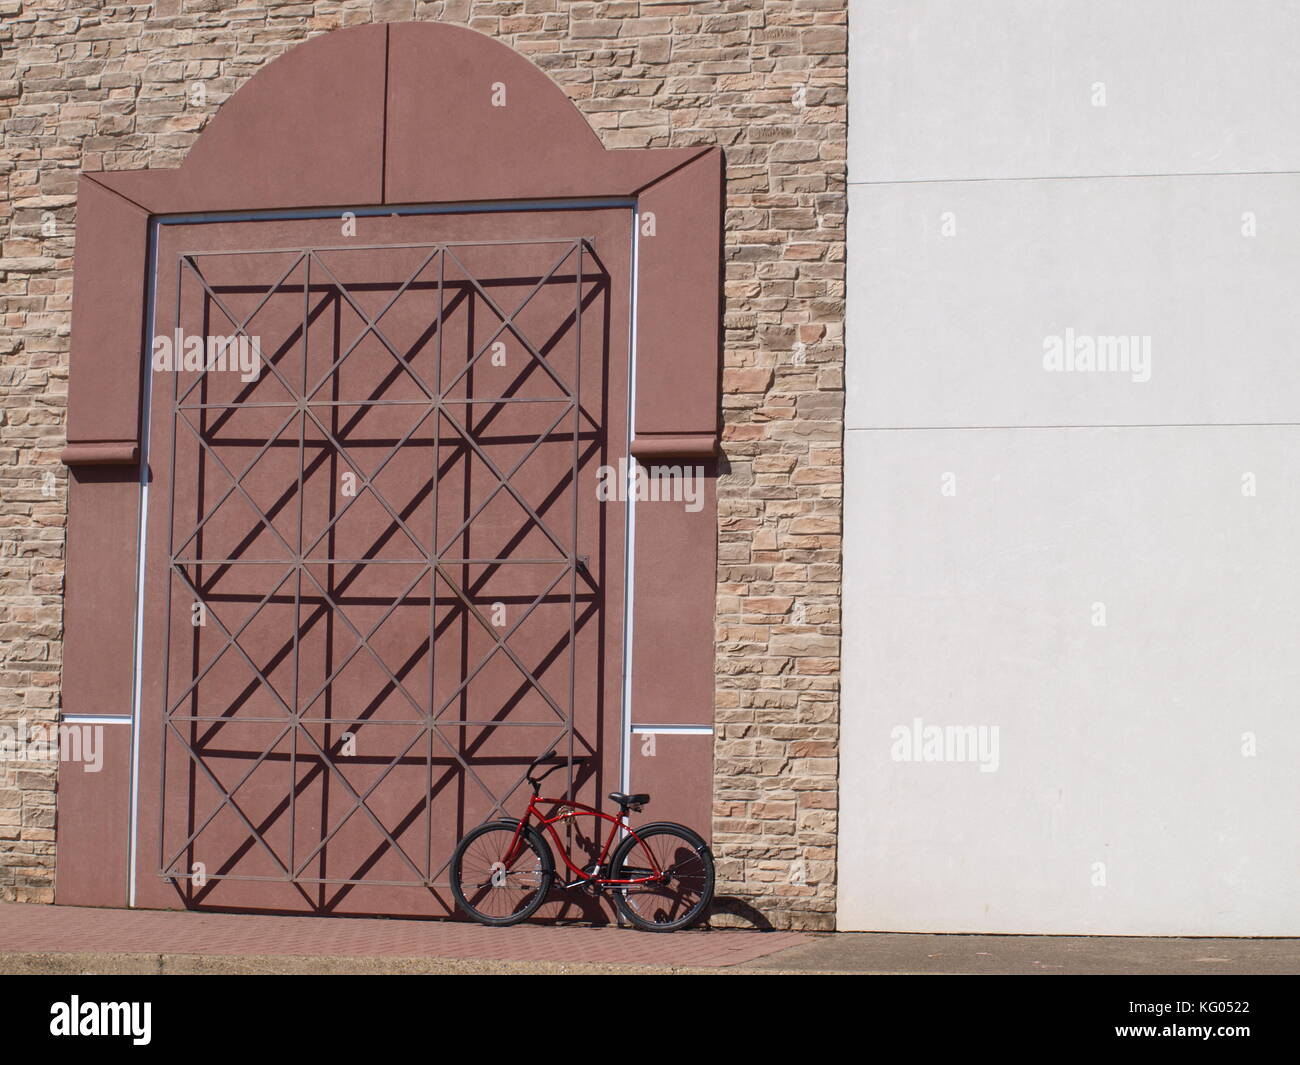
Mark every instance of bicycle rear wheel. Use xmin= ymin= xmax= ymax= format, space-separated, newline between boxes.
xmin=609 ymin=823 xmax=714 ymax=932
xmin=451 ymin=820 xmax=554 ymax=926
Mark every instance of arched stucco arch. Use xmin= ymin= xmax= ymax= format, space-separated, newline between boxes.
xmin=65 ymin=21 xmax=721 ymax=463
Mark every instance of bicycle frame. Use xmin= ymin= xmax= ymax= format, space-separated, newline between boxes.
xmin=504 ymin=795 xmax=665 ymax=886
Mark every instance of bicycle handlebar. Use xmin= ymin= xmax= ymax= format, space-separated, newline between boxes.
xmin=525 ymin=749 xmax=587 ymax=794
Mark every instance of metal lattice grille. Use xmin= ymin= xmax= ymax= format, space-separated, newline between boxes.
xmin=156 ymin=238 xmax=605 ymax=899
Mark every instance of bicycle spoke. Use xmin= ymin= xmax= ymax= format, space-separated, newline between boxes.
xmin=452 ymin=823 xmax=551 ymax=923
xmin=615 ymin=827 xmax=713 ymax=929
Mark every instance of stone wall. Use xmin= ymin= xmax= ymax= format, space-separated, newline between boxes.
xmin=0 ymin=0 xmax=845 ymax=928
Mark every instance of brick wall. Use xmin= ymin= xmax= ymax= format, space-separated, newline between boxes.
xmin=0 ymin=0 xmax=846 ymax=928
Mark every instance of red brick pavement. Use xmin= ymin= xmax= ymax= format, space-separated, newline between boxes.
xmin=0 ymin=903 xmax=806 ymax=968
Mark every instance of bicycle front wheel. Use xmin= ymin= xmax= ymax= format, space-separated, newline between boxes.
xmin=609 ymin=823 xmax=714 ymax=932
xmin=450 ymin=820 xmax=554 ymax=926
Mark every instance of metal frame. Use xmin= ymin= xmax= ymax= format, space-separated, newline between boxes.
xmin=511 ymin=795 xmax=661 ymax=887
xmin=156 ymin=237 xmax=605 ymax=890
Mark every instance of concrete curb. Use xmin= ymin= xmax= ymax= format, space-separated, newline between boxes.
xmin=0 ymin=950 xmax=832 ymax=976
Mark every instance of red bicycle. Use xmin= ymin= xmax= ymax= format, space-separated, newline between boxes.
xmin=450 ymin=749 xmax=715 ymax=932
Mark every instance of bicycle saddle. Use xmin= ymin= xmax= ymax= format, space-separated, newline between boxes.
xmin=609 ymin=792 xmax=650 ymax=810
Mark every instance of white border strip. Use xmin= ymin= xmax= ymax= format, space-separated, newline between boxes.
xmin=619 ymin=205 xmax=640 ymax=797
xmin=631 ymin=725 xmax=714 ymax=735
xmin=156 ymin=197 xmax=634 ymax=227
xmin=62 ymin=715 xmax=133 ymax=726
xmin=126 ymin=217 xmax=159 ymax=907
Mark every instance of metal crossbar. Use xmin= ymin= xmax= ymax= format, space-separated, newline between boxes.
xmin=158 ymin=239 xmax=603 ymax=893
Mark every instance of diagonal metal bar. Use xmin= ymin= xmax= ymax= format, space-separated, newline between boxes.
xmin=170 ymin=404 xmax=302 ymax=560
xmin=422 ymin=716 xmax=561 ymax=834
xmin=438 ymin=240 xmax=579 ymax=397
xmin=176 ymin=252 xmax=307 ymax=406
xmin=168 ymin=568 xmax=298 ymax=734
xmin=299 ymin=247 xmax=447 ymax=405
xmin=162 ymin=718 xmax=294 ymax=876
xmin=300 ymin=403 xmax=430 ymax=558
xmin=189 ymin=288 xmax=340 ymax=447
xmin=298 ymin=404 xmax=437 ymax=559
xmin=461 ymin=267 xmax=608 ymax=445
xmin=424 ymin=728 xmax=573 ymax=881
xmin=165 ymin=562 xmax=298 ymax=715
xmin=293 ymin=563 xmax=432 ymax=719
xmin=433 ymin=563 xmax=570 ymax=722
xmin=172 ymin=413 xmax=300 ymax=561
xmin=435 ymin=399 xmax=575 ymax=557
xmin=290 ymin=724 xmax=429 ymax=879
xmin=431 ymin=564 xmax=572 ymax=722
xmin=437 ymin=404 xmax=573 ymax=559
xmin=298 ymin=564 xmax=431 ymax=718
xmin=425 ymin=713 xmax=600 ymax=883
xmin=439 ymin=242 xmax=579 ymax=400
xmin=305 ymin=249 xmax=440 ymax=402
xmin=169 ymin=564 xmax=297 ymax=719
xmin=179 ymin=254 xmax=309 ymax=408
xmin=303 ymin=246 xmax=441 ymax=400
xmin=161 ymin=719 xmax=295 ymax=875
xmin=462 ymin=434 xmax=603 ymax=600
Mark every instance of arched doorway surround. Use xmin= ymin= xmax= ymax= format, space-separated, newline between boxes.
xmin=58 ymin=22 xmax=722 ymax=917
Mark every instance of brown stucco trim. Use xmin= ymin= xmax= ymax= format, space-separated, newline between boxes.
xmin=632 ymin=148 xmax=724 ymax=441
xmin=64 ymin=176 xmax=151 ymax=450
xmin=64 ymin=23 xmax=723 ymax=462
xmin=57 ymin=464 xmax=140 ymax=908
xmin=630 ymin=433 xmax=719 ymax=460
xmin=52 ymin=721 xmax=133 ymax=908
xmin=383 ymin=23 xmax=706 ymax=203
xmin=97 ymin=26 xmax=389 ymax=215
xmin=59 ymin=442 xmax=139 ymax=466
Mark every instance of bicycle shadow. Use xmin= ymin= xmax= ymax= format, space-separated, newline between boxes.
xmin=528 ymin=892 xmax=773 ymax=931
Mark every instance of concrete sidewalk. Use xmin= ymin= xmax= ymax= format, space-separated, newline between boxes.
xmin=0 ymin=902 xmax=1296 ymax=974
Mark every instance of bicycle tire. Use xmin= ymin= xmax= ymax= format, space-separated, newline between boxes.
xmin=609 ymin=822 xmax=714 ymax=932
xmin=450 ymin=819 xmax=554 ymax=926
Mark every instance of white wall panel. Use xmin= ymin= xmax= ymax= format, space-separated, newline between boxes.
xmin=850 ymin=0 xmax=1300 ymax=183
xmin=840 ymin=427 xmax=1300 ymax=934
xmin=846 ymin=175 xmax=1300 ymax=429
xmin=841 ymin=1 xmax=1300 ymax=933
